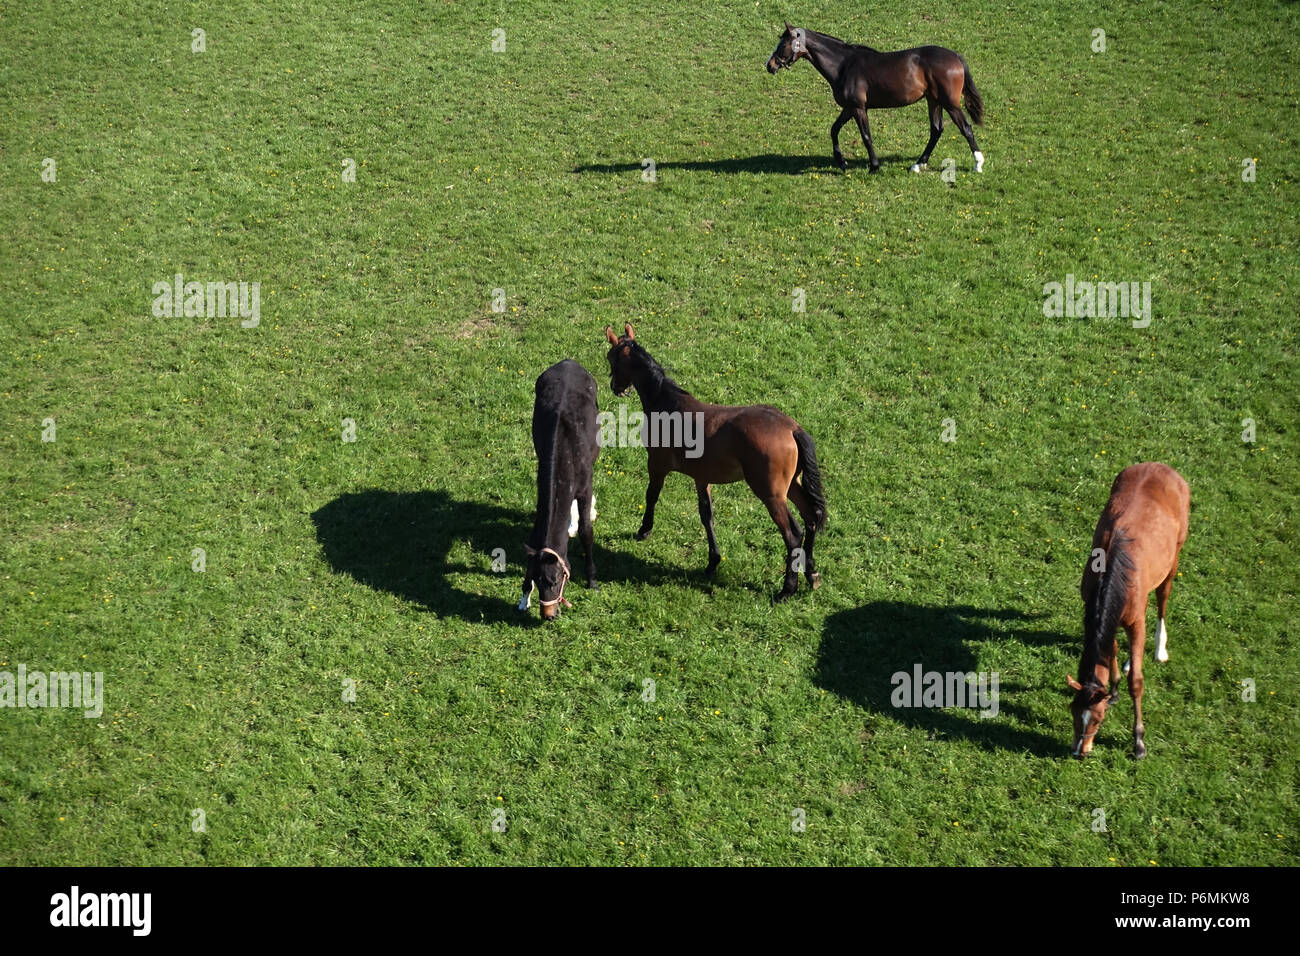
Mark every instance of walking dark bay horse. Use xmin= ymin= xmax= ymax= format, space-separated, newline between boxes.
xmin=605 ymin=324 xmax=827 ymax=601
xmin=520 ymin=359 xmax=600 ymax=621
xmin=1069 ymin=463 xmax=1190 ymax=758
xmin=767 ymin=22 xmax=984 ymax=174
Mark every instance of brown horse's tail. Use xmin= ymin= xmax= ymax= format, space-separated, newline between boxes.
xmin=962 ymin=61 xmax=984 ymax=125
xmin=794 ymin=429 xmax=827 ymax=530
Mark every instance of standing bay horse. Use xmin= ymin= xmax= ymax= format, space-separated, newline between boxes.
xmin=1069 ymin=463 xmax=1190 ymax=758
xmin=605 ymin=324 xmax=827 ymax=601
xmin=519 ymin=359 xmax=600 ymax=621
xmin=767 ymin=22 xmax=984 ymax=174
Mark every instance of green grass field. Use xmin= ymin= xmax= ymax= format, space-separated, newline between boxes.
xmin=1 ymin=0 xmax=1296 ymax=865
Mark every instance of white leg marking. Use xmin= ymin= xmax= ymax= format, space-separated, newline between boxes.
xmin=1156 ymin=618 xmax=1169 ymax=662
xmin=973 ymin=150 xmax=984 ymax=173
xmin=910 ymin=163 xmax=924 ymax=173
xmin=517 ymin=580 xmax=534 ymax=611
xmin=590 ymin=493 xmax=597 ymax=524
xmin=568 ymin=499 xmax=580 ymax=536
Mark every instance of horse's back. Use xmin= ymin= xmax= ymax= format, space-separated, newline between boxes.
xmin=1094 ymin=463 xmax=1190 ymax=593
xmin=1106 ymin=462 xmax=1189 ymax=532
xmin=533 ymin=359 xmax=599 ymax=459
xmin=706 ymin=402 xmax=801 ymax=440
xmin=536 ymin=358 xmax=596 ymax=402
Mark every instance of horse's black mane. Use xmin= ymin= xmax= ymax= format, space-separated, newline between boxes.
xmin=804 ymin=27 xmax=879 ymax=54
xmin=1080 ymin=530 xmax=1135 ymax=686
xmin=626 ymin=341 xmax=690 ymax=400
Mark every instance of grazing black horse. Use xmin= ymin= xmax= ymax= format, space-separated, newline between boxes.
xmin=520 ymin=359 xmax=599 ymax=621
xmin=606 ymin=324 xmax=827 ymax=602
xmin=767 ymin=22 xmax=984 ymax=174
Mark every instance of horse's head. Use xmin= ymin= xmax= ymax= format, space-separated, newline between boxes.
xmin=1066 ymin=674 xmax=1111 ymax=757
xmin=605 ymin=323 xmax=640 ymax=397
xmin=525 ymin=545 xmax=571 ymax=621
xmin=767 ymin=21 xmax=809 ymax=73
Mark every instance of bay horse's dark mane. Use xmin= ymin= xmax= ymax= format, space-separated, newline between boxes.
xmin=1081 ymin=530 xmax=1135 ymax=685
xmin=625 ymin=340 xmax=690 ymax=403
xmin=803 ymin=27 xmax=879 ymax=54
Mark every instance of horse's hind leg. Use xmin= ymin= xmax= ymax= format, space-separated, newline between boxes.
xmin=578 ymin=484 xmax=598 ymax=589
xmin=787 ymin=481 xmax=820 ymax=589
xmin=695 ymin=479 xmax=722 ymax=575
xmin=831 ymin=107 xmax=852 ymax=172
xmin=761 ymin=496 xmax=803 ymax=601
xmin=944 ymin=104 xmax=983 ymax=172
xmin=912 ymin=98 xmax=944 ymax=173
xmin=1155 ymin=559 xmax=1178 ymax=662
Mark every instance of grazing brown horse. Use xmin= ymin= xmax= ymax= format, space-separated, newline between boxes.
xmin=767 ymin=22 xmax=984 ymax=174
xmin=604 ymin=324 xmax=827 ymax=601
xmin=1068 ymin=463 xmax=1190 ymax=758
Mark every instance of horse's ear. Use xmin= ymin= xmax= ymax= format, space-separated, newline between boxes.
xmin=624 ymin=323 xmax=635 ymax=340
xmin=605 ymin=325 xmax=619 ymax=345
xmin=1066 ymin=675 xmax=1083 ymax=691
xmin=524 ymin=543 xmax=537 ymax=557
xmin=784 ymin=20 xmax=792 ymax=31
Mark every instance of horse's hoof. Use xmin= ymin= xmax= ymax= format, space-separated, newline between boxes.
xmin=1107 ymin=691 xmax=1119 ymax=705
xmin=807 ymin=572 xmax=821 ymax=589
xmin=587 ymin=581 xmax=600 ymax=591
xmin=704 ymin=560 xmax=720 ymax=577
xmin=910 ymin=163 xmax=925 ymax=173
xmin=869 ymin=163 xmax=881 ymax=174
xmin=635 ymin=528 xmax=652 ymax=541
xmin=973 ymin=151 xmax=984 ymax=173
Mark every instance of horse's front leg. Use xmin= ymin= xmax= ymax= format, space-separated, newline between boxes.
xmin=1107 ymin=638 xmax=1121 ymax=704
xmin=636 ymin=459 xmax=667 ymax=540
xmin=695 ymin=479 xmax=721 ymax=575
xmin=853 ymin=107 xmax=880 ymax=172
xmin=1125 ymin=619 xmax=1148 ymax=758
xmin=830 ymin=107 xmax=852 ymax=172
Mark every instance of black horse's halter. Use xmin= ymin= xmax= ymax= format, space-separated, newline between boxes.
xmin=537 ymin=547 xmax=572 ymax=611
xmin=772 ymin=28 xmax=808 ymax=70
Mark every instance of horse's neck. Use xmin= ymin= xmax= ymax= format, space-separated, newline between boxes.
xmin=804 ymin=30 xmax=857 ymax=86
xmin=634 ymin=374 xmax=690 ymax=413
xmin=533 ymin=430 xmax=573 ymax=547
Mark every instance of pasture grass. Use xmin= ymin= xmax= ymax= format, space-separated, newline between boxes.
xmin=0 ymin=0 xmax=1296 ymax=865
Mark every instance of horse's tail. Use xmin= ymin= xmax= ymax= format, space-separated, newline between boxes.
xmin=962 ymin=61 xmax=984 ymax=125
xmin=1084 ymin=531 xmax=1133 ymax=666
xmin=794 ymin=428 xmax=827 ymax=531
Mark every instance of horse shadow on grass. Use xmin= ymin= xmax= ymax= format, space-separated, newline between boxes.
xmin=311 ymin=489 xmax=684 ymax=626
xmin=574 ymin=153 xmax=912 ymax=176
xmin=817 ymin=602 xmax=1073 ymax=756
